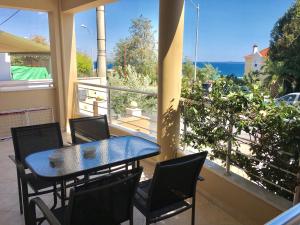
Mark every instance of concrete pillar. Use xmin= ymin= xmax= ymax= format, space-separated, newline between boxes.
xmin=48 ymin=10 xmax=66 ymax=128
xmin=96 ymin=6 xmax=107 ymax=85
xmin=60 ymin=13 xmax=78 ymax=122
xmin=48 ymin=5 xmax=77 ymax=129
xmin=157 ymin=0 xmax=185 ymax=160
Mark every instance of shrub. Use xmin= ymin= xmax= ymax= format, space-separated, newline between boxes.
xmin=181 ymin=77 xmax=300 ymax=200
xmin=108 ymin=65 xmax=156 ymax=115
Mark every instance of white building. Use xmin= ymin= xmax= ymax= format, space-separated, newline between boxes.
xmin=244 ymin=45 xmax=269 ymax=74
xmin=0 ymin=53 xmax=11 ymax=81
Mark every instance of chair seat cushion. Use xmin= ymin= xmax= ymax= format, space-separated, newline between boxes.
xmin=134 ymin=179 xmax=191 ymax=220
xmin=26 ymin=173 xmax=55 ymax=191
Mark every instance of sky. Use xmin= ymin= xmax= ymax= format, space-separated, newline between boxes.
xmin=0 ymin=0 xmax=295 ymax=62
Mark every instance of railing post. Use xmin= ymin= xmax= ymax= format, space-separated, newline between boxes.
xmin=107 ymin=87 xmax=112 ymax=123
xmin=24 ymin=111 xmax=30 ymax=126
xmin=225 ymin=123 xmax=233 ymax=176
xmin=93 ymin=100 xmax=99 ymax=116
xmin=182 ymin=101 xmax=187 ymax=152
xmin=293 ymin=154 xmax=300 ymax=205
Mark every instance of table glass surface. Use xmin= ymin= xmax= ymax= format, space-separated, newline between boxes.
xmin=25 ymin=136 xmax=160 ymax=180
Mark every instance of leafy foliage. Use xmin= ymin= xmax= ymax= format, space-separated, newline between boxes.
xmin=30 ymin=35 xmax=48 ymax=45
xmin=77 ymin=52 xmax=93 ymax=77
xmin=182 ymin=78 xmax=300 ymax=200
xmin=182 ymin=59 xmax=221 ymax=94
xmin=109 ymin=65 xmax=156 ymax=115
xmin=114 ymin=16 xmax=157 ymax=83
xmin=244 ymin=102 xmax=300 ymax=199
xmin=268 ymin=0 xmax=300 ymax=91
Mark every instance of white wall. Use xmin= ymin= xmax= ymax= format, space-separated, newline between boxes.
xmin=252 ymin=53 xmax=264 ymax=72
xmin=0 ymin=53 xmax=11 ymax=81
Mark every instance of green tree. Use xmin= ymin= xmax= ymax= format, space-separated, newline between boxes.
xmin=30 ymin=35 xmax=48 ymax=45
xmin=109 ymin=65 xmax=156 ymax=115
xmin=182 ymin=58 xmax=195 ymax=80
xmin=182 ymin=59 xmax=220 ymax=94
xmin=269 ymin=0 xmax=300 ymax=92
xmin=77 ymin=52 xmax=93 ymax=77
xmin=114 ymin=15 xmax=157 ymax=83
xmin=182 ymin=59 xmax=220 ymax=82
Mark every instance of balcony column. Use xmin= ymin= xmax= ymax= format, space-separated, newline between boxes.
xmin=48 ymin=5 xmax=77 ymax=129
xmin=157 ymin=0 xmax=184 ymax=160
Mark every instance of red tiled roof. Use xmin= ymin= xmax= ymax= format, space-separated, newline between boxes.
xmin=244 ymin=47 xmax=269 ymax=58
xmin=260 ymin=48 xmax=269 ymax=57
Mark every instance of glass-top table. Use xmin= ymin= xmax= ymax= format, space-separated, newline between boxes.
xmin=25 ymin=135 xmax=160 ymax=181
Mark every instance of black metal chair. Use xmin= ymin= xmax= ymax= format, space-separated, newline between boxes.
xmin=134 ymin=152 xmax=208 ymax=225
xmin=9 ymin=123 xmax=63 ymax=216
xmin=69 ymin=115 xmax=110 ymax=144
xmin=29 ymin=168 xmax=143 ymax=225
xmin=69 ymin=115 xmax=133 ymax=173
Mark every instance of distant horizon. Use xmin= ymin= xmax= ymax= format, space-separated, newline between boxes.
xmin=107 ymin=61 xmax=245 ymax=76
xmin=106 ymin=60 xmax=245 ymax=64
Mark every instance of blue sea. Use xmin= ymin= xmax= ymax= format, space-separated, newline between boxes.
xmin=107 ymin=62 xmax=245 ymax=78
xmin=196 ymin=62 xmax=245 ymax=78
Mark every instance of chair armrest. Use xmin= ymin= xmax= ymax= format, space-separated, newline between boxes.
xmin=198 ymin=175 xmax=205 ymax=181
xmin=8 ymin=155 xmax=16 ymax=164
xmin=29 ymin=197 xmax=61 ymax=225
xmin=8 ymin=155 xmax=25 ymax=178
xmin=15 ymin=161 xmax=26 ymax=179
xmin=64 ymin=143 xmax=72 ymax=147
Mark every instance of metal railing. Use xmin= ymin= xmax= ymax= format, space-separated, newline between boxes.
xmin=0 ymin=79 xmax=53 ymax=91
xmin=180 ymin=99 xmax=298 ymax=201
xmin=265 ymin=203 xmax=300 ymax=225
xmin=75 ymin=80 xmax=298 ymax=202
xmin=75 ymin=80 xmax=157 ymax=137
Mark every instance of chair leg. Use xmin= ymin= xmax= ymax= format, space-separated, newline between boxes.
xmin=17 ymin=171 xmax=23 ymax=214
xmin=146 ymin=217 xmax=150 ymax=225
xmin=129 ymin=206 xmax=133 ymax=225
xmin=21 ymin=177 xmax=30 ymax=225
xmin=29 ymin=199 xmax=37 ymax=225
xmin=191 ymin=197 xmax=196 ymax=225
xmin=60 ymin=181 xmax=67 ymax=207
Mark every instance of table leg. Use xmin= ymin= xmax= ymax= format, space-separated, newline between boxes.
xmin=60 ymin=181 xmax=66 ymax=207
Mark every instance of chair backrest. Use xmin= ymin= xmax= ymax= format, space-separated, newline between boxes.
xmin=11 ymin=123 xmax=63 ymax=166
xmin=147 ymin=152 xmax=207 ymax=212
xmin=69 ymin=115 xmax=110 ymax=144
xmin=67 ymin=168 xmax=143 ymax=225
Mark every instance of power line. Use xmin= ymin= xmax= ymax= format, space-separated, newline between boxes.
xmin=0 ymin=10 xmax=20 ymax=27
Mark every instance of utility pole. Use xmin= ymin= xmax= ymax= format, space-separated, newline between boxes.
xmin=96 ymin=6 xmax=107 ymax=85
xmin=80 ymin=24 xmax=93 ymax=64
xmin=190 ymin=0 xmax=200 ymax=81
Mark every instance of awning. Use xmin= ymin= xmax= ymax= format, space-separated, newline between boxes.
xmin=0 ymin=30 xmax=50 ymax=54
xmin=11 ymin=66 xmax=51 ymax=80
